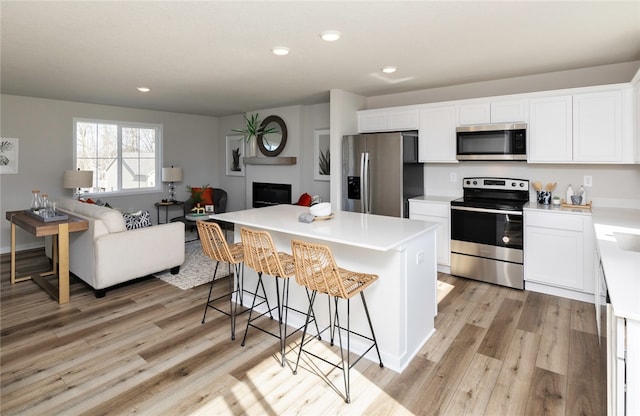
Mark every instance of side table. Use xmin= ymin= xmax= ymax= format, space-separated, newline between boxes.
xmin=155 ymin=201 xmax=184 ymax=224
xmin=6 ymin=210 xmax=89 ymax=304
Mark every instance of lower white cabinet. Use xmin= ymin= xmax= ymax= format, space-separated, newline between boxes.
xmin=409 ymin=199 xmax=450 ymax=268
xmin=524 ymin=209 xmax=595 ymax=301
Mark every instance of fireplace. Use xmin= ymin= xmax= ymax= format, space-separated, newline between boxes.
xmin=253 ymin=182 xmax=292 ymax=208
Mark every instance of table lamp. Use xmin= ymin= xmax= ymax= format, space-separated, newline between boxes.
xmin=63 ymin=169 xmax=93 ymax=199
xmin=162 ymin=166 xmax=183 ymax=202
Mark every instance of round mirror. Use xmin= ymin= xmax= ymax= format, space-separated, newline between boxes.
xmin=258 ymin=115 xmax=287 ymax=157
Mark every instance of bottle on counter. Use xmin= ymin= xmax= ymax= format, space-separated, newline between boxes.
xmin=578 ymin=185 xmax=587 ymax=205
xmin=565 ymin=184 xmax=574 ymax=204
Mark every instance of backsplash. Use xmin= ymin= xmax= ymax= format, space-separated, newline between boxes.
xmin=423 ymin=162 xmax=640 ymax=209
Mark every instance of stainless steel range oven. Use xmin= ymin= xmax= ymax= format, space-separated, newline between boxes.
xmin=450 ymin=177 xmax=529 ymax=289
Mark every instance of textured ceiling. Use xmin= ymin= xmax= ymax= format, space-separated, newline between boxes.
xmin=2 ymin=1 xmax=639 ymax=116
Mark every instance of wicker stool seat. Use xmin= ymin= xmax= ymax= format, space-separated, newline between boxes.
xmin=290 ymin=238 xmax=383 ymax=403
xmin=240 ymin=227 xmax=319 ymax=367
xmin=197 ymin=221 xmax=272 ymax=340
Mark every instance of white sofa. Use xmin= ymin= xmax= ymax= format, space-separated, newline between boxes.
xmin=49 ymin=199 xmax=185 ymax=297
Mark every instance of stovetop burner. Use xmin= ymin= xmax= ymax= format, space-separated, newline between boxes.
xmin=452 ymin=177 xmax=530 ymax=211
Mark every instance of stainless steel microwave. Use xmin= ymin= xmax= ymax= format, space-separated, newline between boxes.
xmin=456 ymin=123 xmax=526 ymax=161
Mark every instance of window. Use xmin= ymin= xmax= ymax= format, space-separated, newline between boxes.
xmin=73 ymin=118 xmax=162 ymax=195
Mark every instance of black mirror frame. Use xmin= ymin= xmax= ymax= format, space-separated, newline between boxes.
xmin=257 ymin=115 xmax=288 ymax=157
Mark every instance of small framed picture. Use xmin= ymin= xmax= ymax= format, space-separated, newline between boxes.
xmin=205 ymin=205 xmax=215 ymax=213
xmin=226 ymin=135 xmax=245 ymax=176
xmin=313 ymin=129 xmax=330 ymax=181
xmin=0 ymin=138 xmax=19 ymax=174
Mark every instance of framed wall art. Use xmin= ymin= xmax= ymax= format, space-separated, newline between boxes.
xmin=313 ymin=129 xmax=330 ymax=181
xmin=0 ymin=138 xmax=19 ymax=174
xmin=225 ymin=135 xmax=245 ymax=177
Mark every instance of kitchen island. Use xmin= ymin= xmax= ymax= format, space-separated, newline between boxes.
xmin=211 ymin=204 xmax=438 ymax=373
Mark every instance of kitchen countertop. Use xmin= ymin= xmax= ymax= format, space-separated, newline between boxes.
xmin=409 ymin=195 xmax=458 ymax=204
xmin=211 ymin=204 xmax=438 ymax=252
xmin=591 ymin=207 xmax=640 ymax=321
xmin=524 ymin=201 xmax=593 ymax=216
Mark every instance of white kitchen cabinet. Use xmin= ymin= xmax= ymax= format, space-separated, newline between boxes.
xmin=418 ymin=105 xmax=458 ymax=163
xmin=528 ymin=95 xmax=573 ymax=162
xmin=524 ymin=210 xmax=595 ymax=302
xmin=458 ymin=99 xmax=528 ymax=125
xmin=409 ymin=199 xmax=450 ymax=269
xmin=357 ymin=107 xmax=418 ymax=133
xmin=528 ymin=86 xmax=633 ymax=164
xmin=573 ymin=89 xmax=630 ymax=162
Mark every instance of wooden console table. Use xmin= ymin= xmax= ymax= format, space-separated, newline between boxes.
xmin=6 ymin=210 xmax=88 ymax=304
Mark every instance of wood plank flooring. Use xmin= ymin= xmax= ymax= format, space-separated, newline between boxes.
xmin=1 ymin=249 xmax=606 ymax=415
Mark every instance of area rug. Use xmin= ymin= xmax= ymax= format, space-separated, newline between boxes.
xmin=155 ymin=239 xmax=232 ymax=290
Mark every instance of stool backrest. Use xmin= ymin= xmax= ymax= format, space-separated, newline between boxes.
xmin=290 ymin=239 xmax=346 ymax=298
xmin=197 ymin=221 xmax=241 ymax=265
xmin=240 ymin=227 xmax=289 ymax=278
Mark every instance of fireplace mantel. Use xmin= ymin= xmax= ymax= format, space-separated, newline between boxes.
xmin=243 ymin=157 xmax=297 ymax=165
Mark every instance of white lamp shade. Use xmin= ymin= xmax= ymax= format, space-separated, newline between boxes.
xmin=162 ymin=167 xmax=183 ymax=183
xmin=63 ymin=170 xmax=93 ymax=189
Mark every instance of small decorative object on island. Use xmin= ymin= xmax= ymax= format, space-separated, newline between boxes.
xmin=231 ymin=113 xmax=278 ymax=158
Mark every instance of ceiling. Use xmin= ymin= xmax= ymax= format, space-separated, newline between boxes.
xmin=2 ymin=1 xmax=639 ymax=117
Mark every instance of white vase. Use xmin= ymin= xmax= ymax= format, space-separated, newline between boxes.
xmin=247 ymin=137 xmax=258 ymax=157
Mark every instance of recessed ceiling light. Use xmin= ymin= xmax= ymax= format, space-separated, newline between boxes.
xmin=381 ymin=66 xmax=397 ymax=74
xmin=272 ymin=46 xmax=290 ymax=56
xmin=137 ymin=87 xmax=151 ymax=92
xmin=320 ymin=30 xmax=341 ymax=42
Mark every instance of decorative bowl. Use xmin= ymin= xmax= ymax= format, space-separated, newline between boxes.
xmin=310 ymin=202 xmax=331 ymax=217
xmin=571 ymin=195 xmax=582 ymax=205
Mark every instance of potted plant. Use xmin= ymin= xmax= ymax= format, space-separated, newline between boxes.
xmin=231 ymin=113 xmax=278 ymax=157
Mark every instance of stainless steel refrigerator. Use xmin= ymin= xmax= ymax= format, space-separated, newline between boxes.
xmin=342 ymin=131 xmax=424 ymax=218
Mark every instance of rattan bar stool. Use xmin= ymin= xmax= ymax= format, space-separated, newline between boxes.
xmin=197 ymin=221 xmax=272 ymax=340
xmin=290 ymin=238 xmax=383 ymax=403
xmin=240 ymin=227 xmax=319 ymax=367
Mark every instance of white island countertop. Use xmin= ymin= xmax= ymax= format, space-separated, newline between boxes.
xmin=211 ymin=204 xmax=437 ymax=252
xmin=591 ymin=207 xmax=640 ymax=321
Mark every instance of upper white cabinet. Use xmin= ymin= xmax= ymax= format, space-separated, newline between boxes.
xmin=528 ymin=85 xmax=634 ymax=164
xmin=357 ymin=107 xmax=418 ymax=133
xmin=528 ymin=95 xmax=573 ymax=162
xmin=458 ymin=99 xmax=528 ymax=125
xmin=573 ymin=90 xmax=626 ymax=162
xmin=418 ymin=105 xmax=458 ymax=163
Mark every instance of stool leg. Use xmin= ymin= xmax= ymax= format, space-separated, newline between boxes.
xmin=275 ymin=277 xmax=285 ymax=367
xmin=294 ymin=290 xmax=317 ymax=376
xmin=201 ymin=261 xmax=221 ymax=324
xmin=333 ymin=296 xmax=350 ymax=403
xmin=241 ymin=272 xmax=263 ymax=347
xmin=361 ymin=291 xmax=383 ymax=367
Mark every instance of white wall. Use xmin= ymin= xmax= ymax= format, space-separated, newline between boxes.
xmin=329 ymin=89 xmax=366 ymax=212
xmin=0 ymin=94 xmax=218 ymax=253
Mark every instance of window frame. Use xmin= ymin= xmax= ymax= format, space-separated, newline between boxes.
xmin=72 ymin=117 xmax=164 ymax=197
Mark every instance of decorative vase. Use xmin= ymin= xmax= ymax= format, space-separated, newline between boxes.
xmin=247 ymin=136 xmax=258 ymax=157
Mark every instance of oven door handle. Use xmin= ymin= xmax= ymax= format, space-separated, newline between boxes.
xmin=451 ymin=206 xmax=523 ymax=216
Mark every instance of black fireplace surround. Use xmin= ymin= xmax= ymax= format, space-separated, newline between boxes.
xmin=252 ymin=182 xmax=292 ymax=208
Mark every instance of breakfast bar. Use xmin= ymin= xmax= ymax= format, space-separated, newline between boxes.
xmin=211 ymin=204 xmax=438 ymax=372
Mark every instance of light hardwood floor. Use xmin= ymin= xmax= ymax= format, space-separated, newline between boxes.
xmin=1 ymin=249 xmax=605 ymax=415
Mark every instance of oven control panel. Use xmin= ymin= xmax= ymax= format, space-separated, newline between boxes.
xmin=463 ymin=177 xmax=529 ymax=190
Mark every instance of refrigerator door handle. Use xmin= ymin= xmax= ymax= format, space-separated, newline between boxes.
xmin=363 ymin=152 xmax=370 ymax=214
xmin=360 ymin=152 xmax=366 ymax=213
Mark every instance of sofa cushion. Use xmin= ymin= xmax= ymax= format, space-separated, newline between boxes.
xmin=73 ymin=202 xmax=127 ymax=233
xmin=122 ymin=210 xmax=152 ymax=230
